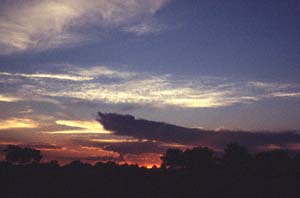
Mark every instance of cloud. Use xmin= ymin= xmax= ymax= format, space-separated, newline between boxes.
xmin=97 ymin=112 xmax=300 ymax=150
xmin=123 ymin=21 xmax=164 ymax=35
xmin=247 ymin=81 xmax=300 ymax=99
xmin=32 ymin=70 xmax=258 ymax=108
xmin=270 ymin=92 xmax=300 ymax=98
xmin=104 ymin=141 xmax=165 ymax=155
xmin=14 ymin=143 xmax=62 ymax=151
xmin=0 ymin=72 xmax=93 ymax=81
xmin=0 ymin=94 xmax=20 ymax=102
xmin=0 ymin=0 xmax=82 ymax=54
xmin=71 ymin=66 xmax=136 ymax=79
xmin=0 ymin=118 xmax=39 ymax=130
xmin=47 ymin=120 xmax=112 ymax=134
xmin=0 ymin=65 xmax=134 ymax=82
xmin=0 ymin=0 xmax=170 ymax=54
xmin=41 ymin=145 xmax=121 ymax=164
xmin=1 ymin=65 xmax=299 ymax=109
xmin=71 ymin=136 xmax=177 ymax=156
xmin=248 ymin=81 xmax=292 ymax=91
xmin=91 ymin=138 xmax=141 ymax=143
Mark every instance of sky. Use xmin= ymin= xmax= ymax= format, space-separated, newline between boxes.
xmin=0 ymin=0 xmax=300 ymax=167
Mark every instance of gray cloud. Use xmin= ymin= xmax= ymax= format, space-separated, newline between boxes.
xmin=104 ymin=141 xmax=165 ymax=155
xmin=98 ymin=112 xmax=300 ymax=150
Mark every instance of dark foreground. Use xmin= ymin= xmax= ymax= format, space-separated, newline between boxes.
xmin=2 ymin=145 xmax=300 ymax=198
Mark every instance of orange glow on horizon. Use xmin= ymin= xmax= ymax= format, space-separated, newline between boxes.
xmin=123 ymin=153 xmax=162 ymax=168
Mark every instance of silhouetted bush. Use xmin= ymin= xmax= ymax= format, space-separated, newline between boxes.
xmin=223 ymin=143 xmax=252 ymax=166
xmin=161 ymin=147 xmax=215 ymax=170
xmin=3 ymin=145 xmax=43 ymax=165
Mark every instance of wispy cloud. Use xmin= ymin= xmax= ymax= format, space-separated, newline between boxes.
xmin=270 ymin=92 xmax=300 ymax=98
xmin=247 ymin=81 xmax=300 ymax=100
xmin=48 ymin=120 xmax=111 ymax=134
xmin=248 ymin=81 xmax=293 ymax=91
xmin=42 ymin=145 xmax=121 ymax=163
xmin=0 ymin=0 xmax=170 ymax=54
xmin=91 ymin=138 xmax=140 ymax=143
xmin=71 ymin=66 xmax=136 ymax=79
xmin=39 ymin=74 xmax=259 ymax=108
xmin=0 ymin=118 xmax=38 ymax=130
xmin=1 ymin=65 xmax=299 ymax=109
xmin=123 ymin=21 xmax=164 ymax=35
xmin=41 ymin=76 xmax=235 ymax=108
xmin=0 ymin=72 xmax=93 ymax=81
xmin=0 ymin=95 xmax=20 ymax=102
xmin=0 ymin=65 xmax=134 ymax=81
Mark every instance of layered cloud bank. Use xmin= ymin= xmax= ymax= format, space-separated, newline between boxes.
xmin=1 ymin=65 xmax=299 ymax=109
xmin=0 ymin=0 xmax=170 ymax=54
xmin=0 ymin=64 xmax=299 ymax=165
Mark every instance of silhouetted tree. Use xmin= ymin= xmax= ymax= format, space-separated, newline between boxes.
xmin=255 ymin=149 xmax=292 ymax=173
xmin=255 ymin=149 xmax=290 ymax=162
xmin=223 ymin=143 xmax=251 ymax=166
xmin=64 ymin=160 xmax=92 ymax=168
xmin=3 ymin=145 xmax=43 ymax=165
xmin=46 ymin=160 xmax=60 ymax=168
xmin=182 ymin=147 xmax=215 ymax=169
xmin=161 ymin=147 xmax=215 ymax=170
xmin=294 ymin=153 xmax=300 ymax=169
xmin=161 ymin=148 xmax=183 ymax=169
xmin=2 ymin=143 xmax=300 ymax=198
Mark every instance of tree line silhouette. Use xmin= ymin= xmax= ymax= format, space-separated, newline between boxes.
xmin=1 ymin=143 xmax=300 ymax=198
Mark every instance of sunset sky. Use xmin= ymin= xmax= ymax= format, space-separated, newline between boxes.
xmin=0 ymin=0 xmax=300 ymax=166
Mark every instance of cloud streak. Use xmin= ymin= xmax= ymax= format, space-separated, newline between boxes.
xmin=0 ymin=95 xmax=20 ymax=102
xmin=47 ymin=120 xmax=112 ymax=134
xmin=271 ymin=92 xmax=300 ymax=98
xmin=37 ymin=76 xmax=254 ymax=108
xmin=123 ymin=21 xmax=164 ymax=35
xmin=1 ymin=65 xmax=299 ymax=109
xmin=0 ymin=118 xmax=39 ymax=130
xmin=0 ymin=72 xmax=93 ymax=81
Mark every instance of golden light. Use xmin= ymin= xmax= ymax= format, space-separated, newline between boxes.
xmin=48 ymin=120 xmax=112 ymax=134
xmin=0 ymin=72 xmax=92 ymax=81
xmin=91 ymin=138 xmax=140 ymax=143
xmin=0 ymin=118 xmax=38 ymax=130
xmin=0 ymin=95 xmax=20 ymax=102
xmin=165 ymin=97 xmax=219 ymax=108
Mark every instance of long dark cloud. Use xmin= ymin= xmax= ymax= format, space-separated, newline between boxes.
xmin=104 ymin=141 xmax=166 ymax=155
xmin=97 ymin=112 xmax=300 ymax=150
xmin=72 ymin=138 xmax=165 ymax=155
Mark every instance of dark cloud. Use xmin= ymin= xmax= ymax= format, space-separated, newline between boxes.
xmin=55 ymin=155 xmax=123 ymax=163
xmin=104 ymin=141 xmax=166 ymax=155
xmin=0 ymin=142 xmax=61 ymax=152
xmin=72 ymin=138 xmax=166 ymax=155
xmin=97 ymin=112 xmax=300 ymax=150
xmin=97 ymin=112 xmax=208 ymax=144
xmin=21 ymin=143 xmax=62 ymax=150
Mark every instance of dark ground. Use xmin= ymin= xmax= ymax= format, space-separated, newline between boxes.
xmin=2 ymin=145 xmax=300 ymax=198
